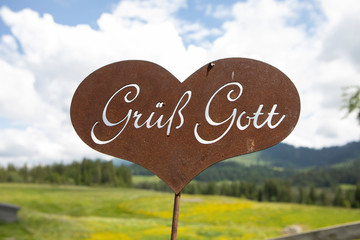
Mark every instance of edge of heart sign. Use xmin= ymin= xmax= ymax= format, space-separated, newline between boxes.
xmin=70 ymin=58 xmax=301 ymax=193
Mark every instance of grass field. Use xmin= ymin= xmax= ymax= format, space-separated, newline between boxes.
xmin=1 ymin=183 xmax=360 ymax=240
xmin=132 ymin=175 xmax=161 ymax=184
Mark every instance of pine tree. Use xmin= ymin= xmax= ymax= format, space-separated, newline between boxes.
xmin=183 ymin=182 xmax=199 ymax=194
xmin=264 ymin=179 xmax=278 ymax=202
xmin=333 ymin=187 xmax=344 ymax=207
xmin=307 ymin=186 xmax=317 ymax=205
xmin=116 ymin=165 xmax=132 ymax=187
xmin=19 ymin=164 xmax=29 ymax=183
xmin=92 ymin=159 xmax=102 ymax=185
xmin=231 ymin=182 xmax=240 ymax=197
xmin=219 ymin=182 xmax=231 ymax=196
xmin=0 ymin=167 xmax=7 ymax=182
xmin=319 ymin=190 xmax=329 ymax=206
xmin=298 ymin=187 xmax=306 ymax=204
xmin=257 ymin=188 xmax=264 ymax=202
xmin=101 ymin=161 xmax=116 ymax=185
xmin=354 ymin=183 xmax=360 ymax=208
xmin=203 ymin=181 xmax=218 ymax=195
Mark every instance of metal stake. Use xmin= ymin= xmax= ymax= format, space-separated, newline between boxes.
xmin=171 ymin=192 xmax=181 ymax=240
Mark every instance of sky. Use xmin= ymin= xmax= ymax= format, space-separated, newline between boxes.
xmin=0 ymin=0 xmax=359 ymax=166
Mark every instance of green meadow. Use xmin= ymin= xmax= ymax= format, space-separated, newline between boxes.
xmin=1 ymin=183 xmax=360 ymax=240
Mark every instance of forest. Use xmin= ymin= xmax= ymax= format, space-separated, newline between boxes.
xmin=132 ymin=141 xmax=360 ymax=208
xmin=1 ymin=141 xmax=360 ymax=208
xmin=134 ymin=165 xmax=360 ymax=208
xmin=1 ymin=154 xmax=360 ymax=209
xmin=0 ymin=159 xmax=132 ymax=188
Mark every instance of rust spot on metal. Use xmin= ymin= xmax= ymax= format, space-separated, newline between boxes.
xmin=247 ymin=139 xmax=255 ymax=153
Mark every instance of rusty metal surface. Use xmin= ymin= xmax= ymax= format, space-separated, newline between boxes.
xmin=70 ymin=58 xmax=300 ymax=193
xmin=171 ymin=192 xmax=181 ymax=240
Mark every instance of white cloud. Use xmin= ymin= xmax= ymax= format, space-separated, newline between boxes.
xmin=108 ymin=0 xmax=186 ymax=24
xmin=321 ymin=15 xmax=360 ymax=68
xmin=0 ymin=1 xmax=206 ymax=166
xmin=203 ymin=0 xmax=360 ymax=148
xmin=0 ymin=0 xmax=359 ymax=166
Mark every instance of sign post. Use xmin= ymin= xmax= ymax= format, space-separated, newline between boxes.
xmin=71 ymin=58 xmax=300 ymax=238
xmin=171 ymin=192 xmax=181 ymax=240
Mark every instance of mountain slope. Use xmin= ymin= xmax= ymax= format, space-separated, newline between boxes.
xmin=228 ymin=141 xmax=360 ymax=169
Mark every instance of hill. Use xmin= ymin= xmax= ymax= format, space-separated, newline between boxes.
xmin=130 ymin=141 xmax=360 ymax=177
xmin=129 ymin=141 xmax=360 ymax=187
xmin=196 ymin=141 xmax=360 ymax=185
xmin=228 ymin=141 xmax=360 ymax=168
xmin=111 ymin=158 xmax=132 ymax=166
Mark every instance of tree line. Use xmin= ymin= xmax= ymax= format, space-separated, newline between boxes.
xmin=0 ymin=158 xmax=132 ymax=187
xmin=191 ymin=159 xmax=360 ymax=187
xmin=135 ymin=179 xmax=360 ymax=208
xmin=2 ymin=158 xmax=360 ymax=208
xmin=259 ymin=141 xmax=360 ymax=169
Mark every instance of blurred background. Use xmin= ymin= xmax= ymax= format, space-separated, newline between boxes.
xmin=1 ymin=1 xmax=360 ymax=239
xmin=0 ymin=0 xmax=359 ymax=167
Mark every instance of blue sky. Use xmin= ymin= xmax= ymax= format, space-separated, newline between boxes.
xmin=0 ymin=0 xmax=117 ymax=29
xmin=0 ymin=0 xmax=360 ymax=166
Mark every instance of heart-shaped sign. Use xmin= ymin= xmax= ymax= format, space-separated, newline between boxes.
xmin=70 ymin=58 xmax=300 ymax=193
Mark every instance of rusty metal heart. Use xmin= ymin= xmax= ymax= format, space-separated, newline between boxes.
xmin=70 ymin=58 xmax=300 ymax=193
